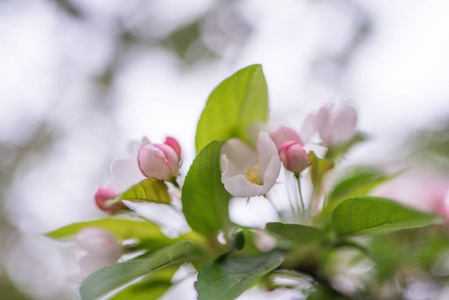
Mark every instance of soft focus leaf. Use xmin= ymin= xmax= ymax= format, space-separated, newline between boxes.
xmin=117 ymin=178 xmax=170 ymax=204
xmin=80 ymin=241 xmax=193 ymax=300
xmin=331 ymin=197 xmax=443 ymax=237
xmin=266 ymin=222 xmax=327 ymax=244
xmin=307 ymin=286 xmax=351 ymax=300
xmin=309 ymin=151 xmax=334 ymax=187
xmin=195 ymin=64 xmax=268 ymax=152
xmin=325 ymin=132 xmax=366 ymax=160
xmin=110 ymin=266 xmax=178 ymax=300
xmin=369 ymin=229 xmax=449 ymax=282
xmin=46 ymin=218 xmax=166 ymax=241
xmin=195 ymin=253 xmax=283 ymax=300
xmin=182 ymin=140 xmax=231 ymax=236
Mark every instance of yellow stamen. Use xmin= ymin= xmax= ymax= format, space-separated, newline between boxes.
xmin=245 ymin=165 xmax=262 ymax=185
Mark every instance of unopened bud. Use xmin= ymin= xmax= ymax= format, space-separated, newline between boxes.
xmin=94 ymin=188 xmax=126 ymax=214
xmin=138 ymin=137 xmax=182 ymax=181
xmin=279 ymin=140 xmax=309 ymax=174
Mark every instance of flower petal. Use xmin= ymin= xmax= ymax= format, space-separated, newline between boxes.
xmin=138 ymin=144 xmax=173 ymax=181
xmin=260 ymin=155 xmax=281 ymax=195
xmin=223 ymin=174 xmax=264 ymax=198
xmin=164 ymin=137 xmax=181 ymax=157
xmin=108 ymin=141 xmax=145 ymax=192
xmin=269 ymin=126 xmax=302 ymax=149
xmin=220 ymin=138 xmax=257 ymax=175
xmin=300 ymin=113 xmax=317 ymax=143
xmin=220 ymin=133 xmax=281 ymax=197
xmin=329 ymin=105 xmax=357 ymax=146
xmin=316 ymin=105 xmax=333 ymax=144
xmin=154 ymin=144 xmax=180 ymax=176
xmin=75 ymin=227 xmax=119 ymax=250
xmin=257 ymin=132 xmax=280 ymax=176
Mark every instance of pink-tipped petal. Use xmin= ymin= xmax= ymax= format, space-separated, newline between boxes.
xmin=154 ymin=144 xmax=180 ymax=176
xmin=138 ymin=139 xmax=181 ymax=181
xmin=269 ymin=126 xmax=302 ymax=150
xmin=138 ymin=144 xmax=175 ymax=181
xmin=164 ymin=137 xmax=181 ymax=157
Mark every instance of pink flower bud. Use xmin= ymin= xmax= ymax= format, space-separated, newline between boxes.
xmin=138 ymin=137 xmax=181 ymax=181
xmin=279 ymin=140 xmax=309 ymax=174
xmin=94 ymin=188 xmax=126 ymax=214
xmin=73 ymin=227 xmax=123 ymax=282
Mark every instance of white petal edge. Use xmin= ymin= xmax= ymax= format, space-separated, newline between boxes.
xmin=223 ymin=174 xmax=263 ymax=197
xmin=257 ymin=132 xmax=280 ymax=176
xmin=260 ymin=155 xmax=281 ymax=195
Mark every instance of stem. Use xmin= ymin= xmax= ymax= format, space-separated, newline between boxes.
xmin=170 ymin=178 xmax=180 ymax=188
xmin=285 ymin=169 xmax=299 ymax=218
xmin=295 ymin=173 xmax=306 ymax=212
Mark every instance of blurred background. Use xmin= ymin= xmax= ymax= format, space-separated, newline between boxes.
xmin=1 ymin=0 xmax=449 ymax=299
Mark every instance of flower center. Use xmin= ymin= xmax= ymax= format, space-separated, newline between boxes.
xmin=245 ymin=158 xmax=262 ymax=185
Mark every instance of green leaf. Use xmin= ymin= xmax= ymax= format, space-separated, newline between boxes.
xmin=326 ymin=169 xmax=401 ymax=211
xmin=117 ymin=178 xmax=170 ymax=204
xmin=331 ymin=197 xmax=443 ymax=237
xmin=195 ymin=64 xmax=268 ymax=152
xmin=195 ymin=253 xmax=283 ymax=300
xmin=182 ymin=140 xmax=231 ymax=236
xmin=46 ymin=218 xmax=166 ymax=241
xmin=110 ymin=266 xmax=179 ymax=300
xmin=80 ymin=241 xmax=193 ymax=300
xmin=266 ymin=222 xmax=327 ymax=244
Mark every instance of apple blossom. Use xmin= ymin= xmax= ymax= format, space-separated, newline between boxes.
xmin=220 ymin=132 xmax=281 ymax=197
xmin=302 ymin=104 xmax=357 ymax=147
xmin=278 ymin=140 xmax=309 ymax=174
xmin=138 ymin=137 xmax=182 ymax=181
xmin=72 ymin=227 xmax=123 ymax=282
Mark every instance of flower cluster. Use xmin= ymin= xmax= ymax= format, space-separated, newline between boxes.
xmin=51 ymin=65 xmax=448 ymax=300
xmin=220 ymin=104 xmax=358 ymax=197
xmin=94 ymin=136 xmax=182 ymax=214
xmin=83 ymin=103 xmax=359 ymax=277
